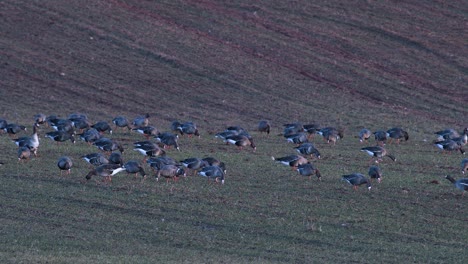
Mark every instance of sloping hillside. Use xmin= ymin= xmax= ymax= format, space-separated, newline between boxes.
xmin=1 ymin=0 xmax=466 ymax=131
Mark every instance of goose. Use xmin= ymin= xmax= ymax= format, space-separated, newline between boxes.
xmin=434 ymin=139 xmax=465 ymax=154
xmin=317 ymin=127 xmax=344 ymax=145
xmin=17 ymin=146 xmax=31 ymax=162
xmin=180 ymin=157 xmax=209 ymax=175
xmin=33 ymin=114 xmax=47 ymax=125
xmin=272 ymin=155 xmax=308 ymax=169
xmin=51 ymin=119 xmax=74 ymax=133
xmin=201 ymin=157 xmax=224 ymax=167
xmin=215 ymin=130 xmax=240 ymax=142
xmin=147 ymin=156 xmax=178 ymax=171
xmin=358 ymin=129 xmax=372 ymax=143
xmin=57 ymin=156 xmax=73 ymax=175
xmin=258 ymin=120 xmax=271 ymax=134
xmin=198 ymin=165 xmax=225 ymax=184
xmin=368 ymin=165 xmax=382 ymax=183
xmin=342 ymin=173 xmax=371 ymax=191
xmin=462 ymin=158 xmax=468 ymax=174
xmin=4 ymin=123 xmax=27 ymax=138
xmin=176 ymin=122 xmax=200 ymax=137
xmin=285 ymin=132 xmax=308 ymax=145
xmin=112 ymin=116 xmax=132 ymax=131
xmin=93 ymin=138 xmax=124 ymax=153
xmin=387 ymin=127 xmax=409 ymax=144
xmin=170 ymin=121 xmax=182 ymax=132
xmin=435 ymin=128 xmax=467 ymax=141
xmin=294 ymin=142 xmax=321 ymax=159
xmin=81 ymin=153 xmax=109 ymax=166
xmin=296 ymin=163 xmax=321 ymax=180
xmin=109 ymin=152 xmax=123 ymax=166
xmin=85 ymin=164 xmax=126 ymax=183
xmin=303 ymin=123 xmax=321 ymax=136
xmin=132 ymin=113 xmax=150 ymax=128
xmin=155 ymin=132 xmax=180 ymax=151
xmin=134 ymin=142 xmax=165 ymax=159
xmin=156 ymin=164 xmax=186 ymax=182
xmin=79 ymin=128 xmax=102 ymax=144
xmin=283 ymin=123 xmax=304 ymax=136
xmin=444 ymin=175 xmax=468 ymax=196
xmin=72 ymin=117 xmax=90 ymax=133
xmin=225 ymin=135 xmax=256 ymax=151
xmin=13 ymin=123 xmax=39 ymax=156
xmin=361 ymin=146 xmax=396 ymax=163
xmin=133 ymin=126 xmax=159 ymax=138
xmin=123 ymin=160 xmax=147 ymax=178
xmin=373 ymin=130 xmax=388 ymax=145
xmin=91 ymin=121 xmax=113 ymax=135
xmin=45 ymin=130 xmax=75 ymax=144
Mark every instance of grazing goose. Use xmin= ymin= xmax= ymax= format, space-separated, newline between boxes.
xmin=303 ymin=123 xmax=321 ymax=137
xmin=272 ymin=155 xmax=308 ymax=169
xmin=225 ymin=135 xmax=256 ymax=151
xmin=294 ymin=142 xmax=321 ymax=159
xmin=198 ymin=165 xmax=225 ymax=184
xmin=17 ymin=146 xmax=31 ymax=162
xmin=368 ymin=165 xmax=382 ymax=183
xmin=147 ymin=156 xmax=178 ymax=171
xmin=155 ymin=132 xmax=180 ymax=151
xmin=45 ymin=130 xmax=75 ymax=144
xmin=51 ymin=119 xmax=74 ymax=133
xmin=176 ymin=122 xmax=200 ymax=138
xmin=387 ymin=127 xmax=409 ymax=144
xmin=444 ymin=175 xmax=468 ymax=196
xmin=258 ymin=120 xmax=271 ymax=135
xmin=462 ymin=158 xmax=468 ymax=174
xmin=57 ymin=156 xmax=73 ymax=175
xmin=34 ymin=114 xmax=47 ymax=126
xmin=13 ymin=123 xmax=39 ymax=157
xmin=85 ymin=164 xmax=126 ymax=183
xmin=81 ymin=153 xmax=109 ymax=166
xmin=123 ymin=160 xmax=147 ymax=178
xmin=215 ymin=130 xmax=240 ymax=142
xmin=342 ymin=173 xmax=372 ymax=191
xmin=94 ymin=138 xmax=124 ymax=153
xmin=434 ymin=139 xmax=465 ymax=154
xmin=285 ymin=132 xmax=308 ymax=145
xmin=202 ymin=157 xmax=224 ymax=168
xmin=317 ymin=127 xmax=344 ymax=145
xmin=134 ymin=142 xmax=165 ymax=159
xmin=156 ymin=164 xmax=186 ymax=182
xmin=79 ymin=128 xmax=102 ymax=144
xmin=91 ymin=121 xmax=113 ymax=135
xmin=72 ymin=117 xmax=91 ymax=133
xmin=112 ymin=116 xmax=132 ymax=131
xmin=170 ymin=121 xmax=182 ymax=132
xmin=4 ymin=123 xmax=27 ymax=138
xmin=132 ymin=113 xmax=150 ymax=128
xmin=180 ymin=157 xmax=209 ymax=175
xmin=373 ymin=130 xmax=388 ymax=145
xmin=109 ymin=152 xmax=124 ymax=166
xmin=358 ymin=129 xmax=372 ymax=143
xmin=283 ymin=123 xmax=304 ymax=136
xmin=133 ymin=126 xmax=159 ymax=138
xmin=296 ymin=163 xmax=321 ymax=180
xmin=452 ymin=131 xmax=468 ymax=147
xmin=435 ymin=128 xmax=467 ymax=141
xmin=361 ymin=146 xmax=396 ymax=163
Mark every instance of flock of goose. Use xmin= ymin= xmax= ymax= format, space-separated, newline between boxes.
xmin=1 ymin=114 xmax=467 ymax=196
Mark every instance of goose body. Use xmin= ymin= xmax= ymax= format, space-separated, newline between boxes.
xmin=373 ymin=130 xmax=388 ymax=145
xmin=272 ymin=155 xmax=308 ymax=169
xmin=361 ymin=146 xmax=396 ymax=163
xmin=342 ymin=173 xmax=371 ymax=191
xmin=147 ymin=156 xmax=178 ymax=171
xmin=81 ymin=153 xmax=109 ymax=166
xmin=180 ymin=157 xmax=209 ymax=175
xmin=434 ymin=139 xmax=465 ymax=154
xmin=14 ymin=123 xmax=39 ymax=156
xmin=387 ymin=127 xmax=409 ymax=143
xmin=317 ymin=127 xmax=343 ymax=145
xmin=112 ymin=116 xmax=131 ymax=130
xmin=45 ymin=130 xmax=75 ymax=144
xmin=109 ymin=152 xmax=123 ymax=166
xmin=85 ymin=164 xmax=126 ymax=182
xmin=225 ymin=135 xmax=256 ymax=151
xmin=177 ymin=122 xmax=200 ymax=137
xmin=155 ymin=132 xmax=180 ymax=151
xmin=156 ymin=164 xmax=186 ymax=182
xmin=124 ymin=160 xmax=147 ymax=178
xmin=79 ymin=128 xmax=102 ymax=144
xmin=198 ymin=165 xmax=225 ymax=184
xmin=296 ymin=163 xmax=321 ymax=180
xmin=368 ymin=165 xmax=382 ymax=183
xmin=303 ymin=123 xmax=321 ymax=135
xmin=445 ymin=175 xmax=468 ymax=196
xmin=91 ymin=121 xmax=113 ymax=134
xmin=34 ymin=114 xmax=47 ymax=125
xmin=5 ymin=123 xmax=27 ymax=137
xmin=294 ymin=142 xmax=321 ymax=159
xmin=258 ymin=120 xmax=271 ymax=134
xmin=17 ymin=146 xmax=31 ymax=162
xmin=94 ymin=138 xmax=124 ymax=153
xmin=134 ymin=142 xmax=165 ymax=158
xmin=57 ymin=156 xmax=73 ymax=175
xmin=133 ymin=126 xmax=159 ymax=138
xmin=359 ymin=129 xmax=372 ymax=143
xmin=285 ymin=132 xmax=308 ymax=145
xmin=132 ymin=113 xmax=150 ymax=128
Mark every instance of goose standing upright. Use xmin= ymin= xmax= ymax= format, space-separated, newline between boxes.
xmin=13 ymin=123 xmax=39 ymax=156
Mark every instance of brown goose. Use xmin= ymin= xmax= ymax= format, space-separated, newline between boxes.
xmin=18 ymin=146 xmax=31 ymax=162
xmin=156 ymin=164 xmax=186 ymax=182
xmin=296 ymin=163 xmax=321 ymax=180
xmin=225 ymin=135 xmax=256 ymax=151
xmin=358 ymin=129 xmax=372 ymax=143
xmin=272 ymin=155 xmax=308 ymax=170
xmin=85 ymin=164 xmax=126 ymax=183
xmin=258 ymin=120 xmax=271 ymax=135
xmin=361 ymin=146 xmax=396 ymax=163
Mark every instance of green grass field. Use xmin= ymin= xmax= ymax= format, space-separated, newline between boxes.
xmin=1 ymin=0 xmax=467 ymax=263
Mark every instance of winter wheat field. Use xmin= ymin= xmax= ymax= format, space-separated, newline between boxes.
xmin=0 ymin=1 xmax=467 ymax=263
